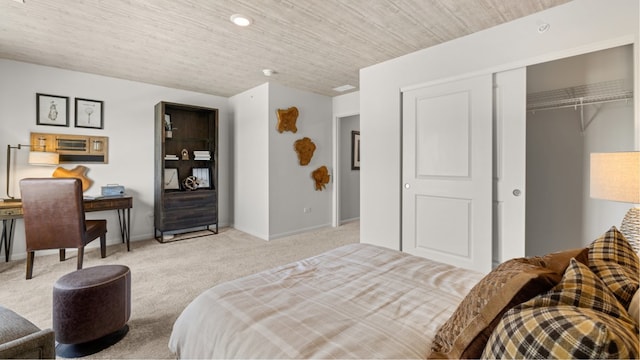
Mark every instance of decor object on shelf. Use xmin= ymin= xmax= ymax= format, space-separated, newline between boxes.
xmin=75 ymin=98 xmax=104 ymax=129
xmin=312 ymin=165 xmax=330 ymax=191
xmin=183 ymin=176 xmax=198 ymax=190
xmin=4 ymin=143 xmax=59 ymax=201
xmin=52 ymin=165 xmax=93 ymax=192
xmin=164 ymin=168 xmax=180 ymax=190
xmin=352 ymin=130 xmax=360 ymax=170
xmin=181 ymin=149 xmax=189 ymax=160
xmin=590 ymin=151 xmax=640 ymax=252
xmin=276 ymin=106 xmax=299 ymax=133
xmin=36 ymin=93 xmax=69 ymax=127
xmin=192 ymin=168 xmax=210 ymax=188
xmin=294 ymin=137 xmax=316 ymax=166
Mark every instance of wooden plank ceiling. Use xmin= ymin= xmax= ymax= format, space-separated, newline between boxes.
xmin=0 ymin=0 xmax=570 ymax=97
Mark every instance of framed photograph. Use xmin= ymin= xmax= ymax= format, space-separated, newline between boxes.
xmin=36 ymin=93 xmax=69 ymax=126
xmin=75 ymin=98 xmax=104 ymax=129
xmin=351 ymin=130 xmax=360 ymax=170
xmin=164 ymin=168 xmax=180 ymax=190
xmin=192 ymin=168 xmax=210 ymax=188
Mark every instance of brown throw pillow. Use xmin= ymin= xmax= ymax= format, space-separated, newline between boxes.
xmin=481 ymin=259 xmax=639 ymax=359
xmin=588 ymin=226 xmax=640 ymax=308
xmin=428 ymin=257 xmax=561 ymax=359
xmin=428 ymin=247 xmax=588 ymax=359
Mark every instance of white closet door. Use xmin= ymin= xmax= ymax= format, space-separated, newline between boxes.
xmin=402 ymin=74 xmax=493 ymax=273
xmin=493 ymin=68 xmax=527 ymax=266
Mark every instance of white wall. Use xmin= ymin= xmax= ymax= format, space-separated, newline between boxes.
xmin=0 ymin=60 xmax=231 ymax=259
xmin=229 ymin=84 xmax=270 ymax=238
xmin=230 ymin=82 xmax=333 ymax=240
xmin=360 ymin=0 xmax=639 ymax=250
xmin=268 ymin=83 xmax=333 ymax=238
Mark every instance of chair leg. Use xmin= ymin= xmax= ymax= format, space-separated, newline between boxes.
xmin=77 ymin=248 xmax=84 ymax=270
xmin=100 ymin=234 xmax=106 ymax=258
xmin=60 ymin=249 xmax=66 ymax=262
xmin=26 ymin=251 xmax=35 ymax=280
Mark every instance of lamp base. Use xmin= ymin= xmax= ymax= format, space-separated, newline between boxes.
xmin=1 ymin=198 xmax=21 ymax=203
xmin=620 ymin=207 xmax=640 ymax=253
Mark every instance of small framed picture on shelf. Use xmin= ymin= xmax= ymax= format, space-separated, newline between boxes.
xmin=164 ymin=168 xmax=180 ymax=190
xmin=192 ymin=168 xmax=210 ymax=188
xmin=36 ymin=93 xmax=69 ymax=127
xmin=75 ymin=98 xmax=104 ymax=129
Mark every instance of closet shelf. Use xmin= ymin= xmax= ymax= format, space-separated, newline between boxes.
xmin=527 ymin=79 xmax=633 ymax=112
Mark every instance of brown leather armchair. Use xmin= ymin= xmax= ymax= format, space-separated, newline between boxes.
xmin=19 ymin=178 xmax=107 ymax=280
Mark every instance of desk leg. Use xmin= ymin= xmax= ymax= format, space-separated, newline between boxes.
xmin=116 ymin=208 xmax=131 ymax=252
xmin=1 ymin=219 xmax=16 ymax=262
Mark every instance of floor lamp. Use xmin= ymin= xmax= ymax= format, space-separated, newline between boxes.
xmin=590 ymin=151 xmax=640 ymax=252
xmin=5 ymin=144 xmax=60 ymax=202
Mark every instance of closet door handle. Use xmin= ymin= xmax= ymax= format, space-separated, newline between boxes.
xmin=512 ymin=189 xmax=522 ymax=197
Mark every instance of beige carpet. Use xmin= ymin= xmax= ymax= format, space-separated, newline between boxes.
xmin=0 ymin=222 xmax=359 ymax=359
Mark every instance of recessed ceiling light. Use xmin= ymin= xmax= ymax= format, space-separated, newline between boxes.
xmin=230 ymin=14 xmax=252 ymax=27
xmin=332 ymin=84 xmax=356 ymax=92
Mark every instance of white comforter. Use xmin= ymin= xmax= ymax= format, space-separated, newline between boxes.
xmin=169 ymin=243 xmax=483 ymax=359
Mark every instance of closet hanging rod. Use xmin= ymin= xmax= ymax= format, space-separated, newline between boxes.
xmin=527 ymin=93 xmax=633 ymax=112
xmin=526 ymin=79 xmax=633 ymax=112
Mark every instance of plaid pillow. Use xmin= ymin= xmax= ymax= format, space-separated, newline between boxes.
xmin=588 ymin=226 xmax=640 ymax=308
xmin=482 ymin=259 xmax=639 ymax=359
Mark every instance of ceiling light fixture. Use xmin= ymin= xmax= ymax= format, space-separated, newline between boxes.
xmin=262 ymin=69 xmax=275 ymax=77
xmin=230 ymin=14 xmax=252 ymax=27
xmin=332 ymin=84 xmax=356 ymax=92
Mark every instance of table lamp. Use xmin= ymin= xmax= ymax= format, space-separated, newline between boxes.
xmin=5 ymin=143 xmax=60 ymax=202
xmin=590 ymin=151 xmax=640 ymax=251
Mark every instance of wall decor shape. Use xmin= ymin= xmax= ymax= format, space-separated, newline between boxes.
xmin=52 ymin=165 xmax=93 ymax=191
xmin=75 ymin=98 xmax=104 ymax=129
xmin=312 ymin=165 xmax=330 ymax=191
xmin=36 ymin=93 xmax=69 ymax=127
xmin=294 ymin=137 xmax=316 ymax=166
xmin=276 ymin=106 xmax=299 ymax=133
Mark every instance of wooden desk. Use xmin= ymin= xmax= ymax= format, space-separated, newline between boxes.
xmin=0 ymin=196 xmax=132 ymax=262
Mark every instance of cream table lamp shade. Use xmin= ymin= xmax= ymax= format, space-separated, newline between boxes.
xmin=590 ymin=151 xmax=640 ymax=251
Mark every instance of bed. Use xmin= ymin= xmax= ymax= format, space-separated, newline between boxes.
xmin=169 ymin=227 xmax=640 ymax=359
xmin=168 ymin=243 xmax=483 ymax=359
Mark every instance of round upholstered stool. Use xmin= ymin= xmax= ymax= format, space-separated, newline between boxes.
xmin=53 ymin=265 xmax=131 ymax=358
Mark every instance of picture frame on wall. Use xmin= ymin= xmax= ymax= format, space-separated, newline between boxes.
xmin=36 ymin=93 xmax=69 ymax=127
xmin=75 ymin=98 xmax=104 ymax=129
xmin=351 ymin=130 xmax=360 ymax=170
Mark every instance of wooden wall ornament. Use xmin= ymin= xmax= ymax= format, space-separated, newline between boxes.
xmin=276 ymin=106 xmax=299 ymax=133
xmin=52 ymin=165 xmax=93 ymax=191
xmin=294 ymin=137 xmax=316 ymax=166
xmin=312 ymin=166 xmax=330 ymax=191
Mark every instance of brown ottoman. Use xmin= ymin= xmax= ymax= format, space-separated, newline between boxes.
xmin=52 ymin=265 xmax=131 ymax=357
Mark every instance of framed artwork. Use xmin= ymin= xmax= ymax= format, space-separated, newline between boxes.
xmin=36 ymin=93 xmax=69 ymax=127
xmin=192 ymin=168 xmax=210 ymax=188
xmin=75 ymin=98 xmax=104 ymax=129
xmin=164 ymin=168 xmax=180 ymax=190
xmin=351 ymin=130 xmax=360 ymax=170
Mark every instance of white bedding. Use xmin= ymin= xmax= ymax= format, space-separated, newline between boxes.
xmin=169 ymin=243 xmax=483 ymax=359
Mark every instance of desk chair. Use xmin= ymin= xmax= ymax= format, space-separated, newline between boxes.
xmin=19 ymin=178 xmax=107 ymax=280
